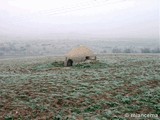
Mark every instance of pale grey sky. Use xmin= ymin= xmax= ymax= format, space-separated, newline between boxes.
xmin=0 ymin=0 xmax=159 ymax=41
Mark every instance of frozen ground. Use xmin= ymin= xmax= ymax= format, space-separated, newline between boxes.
xmin=0 ymin=54 xmax=160 ymax=119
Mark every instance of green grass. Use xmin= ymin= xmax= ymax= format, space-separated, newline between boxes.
xmin=0 ymin=54 xmax=160 ymax=119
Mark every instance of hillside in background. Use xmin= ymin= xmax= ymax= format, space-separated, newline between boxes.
xmin=0 ymin=38 xmax=159 ymax=58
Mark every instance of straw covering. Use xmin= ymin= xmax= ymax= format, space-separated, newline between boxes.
xmin=64 ymin=45 xmax=96 ymax=66
xmin=66 ymin=45 xmax=94 ymax=58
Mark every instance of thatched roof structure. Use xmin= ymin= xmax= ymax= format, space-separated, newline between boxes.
xmin=64 ymin=45 xmax=96 ymax=66
xmin=66 ymin=45 xmax=94 ymax=58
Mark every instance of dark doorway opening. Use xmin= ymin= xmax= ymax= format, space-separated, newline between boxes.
xmin=67 ymin=59 xmax=73 ymax=66
xmin=86 ymin=56 xmax=90 ymax=60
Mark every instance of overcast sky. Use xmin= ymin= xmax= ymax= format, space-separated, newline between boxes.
xmin=0 ymin=0 xmax=159 ymax=41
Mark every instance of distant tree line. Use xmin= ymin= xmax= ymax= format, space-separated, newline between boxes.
xmin=111 ymin=47 xmax=160 ymax=53
xmin=0 ymin=41 xmax=160 ymax=57
xmin=141 ymin=48 xmax=160 ymax=53
xmin=112 ymin=48 xmax=136 ymax=53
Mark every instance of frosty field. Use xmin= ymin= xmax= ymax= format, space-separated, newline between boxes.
xmin=0 ymin=54 xmax=160 ymax=120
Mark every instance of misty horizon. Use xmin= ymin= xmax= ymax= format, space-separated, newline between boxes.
xmin=0 ymin=0 xmax=159 ymax=41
